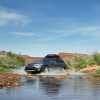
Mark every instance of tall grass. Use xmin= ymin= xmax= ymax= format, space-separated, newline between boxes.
xmin=0 ymin=52 xmax=25 ymax=72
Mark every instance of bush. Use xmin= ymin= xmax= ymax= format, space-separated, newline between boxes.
xmin=92 ymin=68 xmax=100 ymax=77
xmin=0 ymin=66 xmax=12 ymax=72
xmin=0 ymin=51 xmax=25 ymax=72
xmin=65 ymin=53 xmax=100 ymax=71
xmin=95 ymin=69 xmax=100 ymax=75
xmin=93 ymin=53 xmax=100 ymax=65
xmin=86 ymin=58 xmax=96 ymax=65
xmin=66 ymin=56 xmax=88 ymax=71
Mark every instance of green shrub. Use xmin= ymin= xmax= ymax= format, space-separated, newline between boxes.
xmin=65 ymin=53 xmax=100 ymax=71
xmin=0 ymin=51 xmax=25 ymax=72
xmin=95 ymin=68 xmax=100 ymax=75
xmin=92 ymin=68 xmax=100 ymax=77
xmin=87 ymin=58 xmax=96 ymax=65
xmin=66 ymin=56 xmax=88 ymax=71
xmin=0 ymin=66 xmax=12 ymax=72
xmin=93 ymin=53 xmax=100 ymax=65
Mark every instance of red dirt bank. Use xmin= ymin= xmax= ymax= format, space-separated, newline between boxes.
xmin=0 ymin=73 xmax=21 ymax=88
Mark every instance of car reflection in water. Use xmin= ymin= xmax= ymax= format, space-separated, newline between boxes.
xmin=39 ymin=77 xmax=63 ymax=97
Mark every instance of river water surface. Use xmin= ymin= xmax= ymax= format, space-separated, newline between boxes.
xmin=1 ymin=74 xmax=100 ymax=100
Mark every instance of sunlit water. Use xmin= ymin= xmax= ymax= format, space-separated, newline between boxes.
xmin=1 ymin=75 xmax=100 ymax=100
xmin=12 ymin=67 xmax=67 ymax=75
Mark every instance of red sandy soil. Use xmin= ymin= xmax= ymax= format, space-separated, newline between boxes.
xmin=80 ymin=65 xmax=100 ymax=73
xmin=0 ymin=73 xmax=21 ymax=88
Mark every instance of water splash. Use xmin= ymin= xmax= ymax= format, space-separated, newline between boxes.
xmin=13 ymin=67 xmax=67 ymax=76
xmin=40 ymin=68 xmax=67 ymax=76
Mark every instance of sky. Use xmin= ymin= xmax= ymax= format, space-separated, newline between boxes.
xmin=0 ymin=0 xmax=100 ymax=56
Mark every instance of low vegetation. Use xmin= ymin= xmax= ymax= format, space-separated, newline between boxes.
xmin=66 ymin=52 xmax=100 ymax=73
xmin=0 ymin=51 xmax=25 ymax=72
xmin=93 ymin=53 xmax=100 ymax=65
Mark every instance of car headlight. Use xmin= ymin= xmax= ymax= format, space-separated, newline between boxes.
xmin=34 ymin=64 xmax=42 ymax=68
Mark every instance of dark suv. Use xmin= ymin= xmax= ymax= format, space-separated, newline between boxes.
xmin=25 ymin=54 xmax=67 ymax=74
xmin=41 ymin=54 xmax=67 ymax=72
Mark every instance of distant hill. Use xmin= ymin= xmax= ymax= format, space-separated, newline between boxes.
xmin=0 ymin=50 xmax=90 ymax=64
xmin=22 ymin=53 xmax=89 ymax=64
xmin=22 ymin=55 xmax=43 ymax=64
xmin=58 ymin=52 xmax=89 ymax=61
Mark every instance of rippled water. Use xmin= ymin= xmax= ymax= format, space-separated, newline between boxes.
xmin=1 ymin=75 xmax=100 ymax=100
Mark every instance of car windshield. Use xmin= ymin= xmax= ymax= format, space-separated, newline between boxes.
xmin=33 ymin=60 xmax=43 ymax=64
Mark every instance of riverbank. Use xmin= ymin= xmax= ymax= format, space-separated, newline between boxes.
xmin=0 ymin=73 xmax=21 ymax=88
xmin=1 ymin=65 xmax=100 ymax=88
xmin=0 ymin=71 xmax=98 ymax=89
